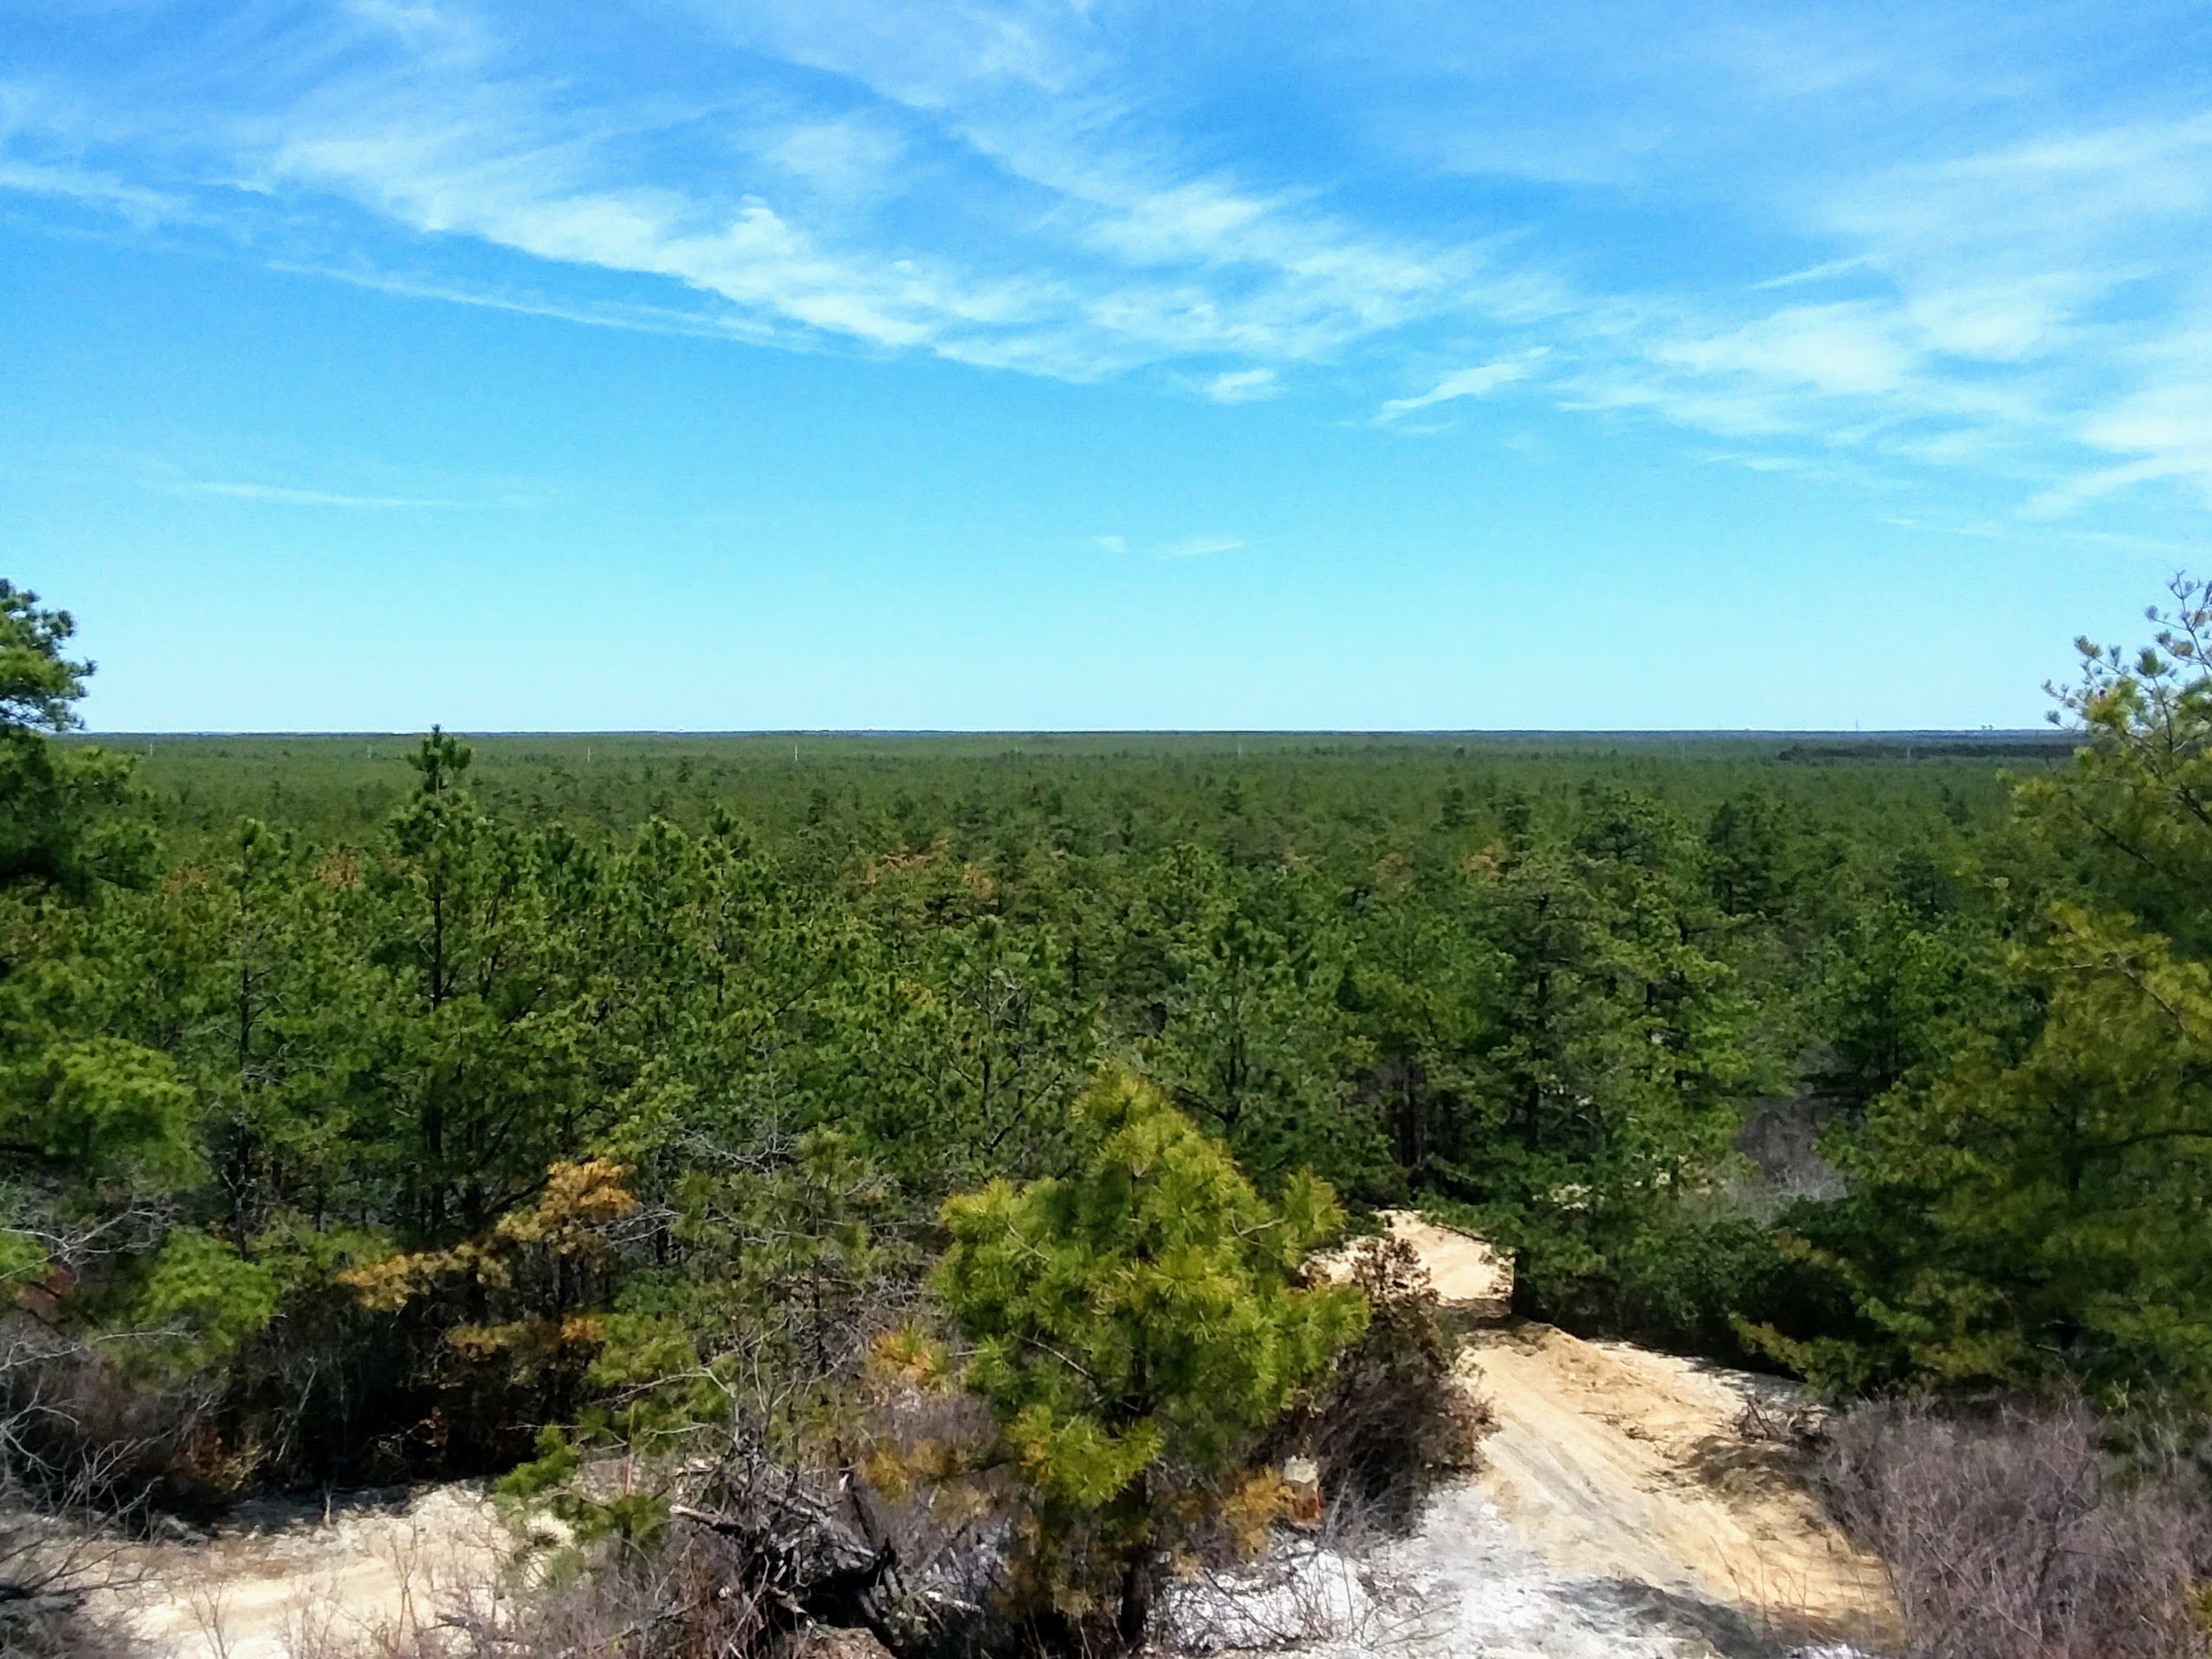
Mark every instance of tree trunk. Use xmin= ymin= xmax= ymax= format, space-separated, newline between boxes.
xmin=1116 ymin=1540 xmax=1158 ymax=1652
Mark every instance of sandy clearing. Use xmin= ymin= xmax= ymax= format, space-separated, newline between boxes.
xmin=1383 ymin=1212 xmax=1517 ymax=1320
xmin=1300 ymin=1212 xmax=1892 ymax=1655
xmin=103 ymin=1483 xmax=527 ymax=1659
xmin=1313 ymin=1211 xmax=1515 ymax=1320
xmin=1461 ymin=1324 xmax=1888 ymax=1640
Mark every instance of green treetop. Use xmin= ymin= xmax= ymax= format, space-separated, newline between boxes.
xmin=1762 ymin=575 xmax=2212 ymax=1403
xmin=935 ymin=1066 xmax=1365 ymax=1648
xmin=0 ymin=579 xmax=147 ymax=894
xmin=0 ymin=580 xmax=91 ymax=735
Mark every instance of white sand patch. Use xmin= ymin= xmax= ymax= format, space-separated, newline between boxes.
xmin=1174 ymin=1482 xmax=1875 ymax=1658
xmin=104 ymin=1483 xmax=531 ymax=1659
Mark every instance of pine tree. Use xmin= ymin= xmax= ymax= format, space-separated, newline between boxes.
xmin=0 ymin=580 xmax=148 ymax=894
xmin=1763 ymin=577 xmax=2212 ymax=1402
xmin=935 ymin=1067 xmax=1364 ymax=1649
xmin=1141 ymin=876 xmax=1383 ymax=1193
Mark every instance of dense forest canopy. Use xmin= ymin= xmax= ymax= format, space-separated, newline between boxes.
xmin=6 ymin=574 xmax=2212 ymax=1654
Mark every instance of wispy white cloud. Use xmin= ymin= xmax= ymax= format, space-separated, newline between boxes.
xmin=1749 ymin=257 xmax=1878 ymax=293
xmin=5 ymin=0 xmax=2212 ymax=534
xmin=1656 ymin=305 xmax=1913 ymax=397
xmin=1699 ymin=450 xmax=1820 ymax=475
xmin=1883 ymin=511 xmax=2205 ymax=558
xmin=1196 ymin=367 xmax=1280 ymax=403
xmin=262 ymin=98 xmax=1048 ymax=358
xmin=2029 ymin=375 xmax=2212 ymax=515
xmin=266 ymin=256 xmax=792 ymax=344
xmin=757 ymin=112 xmax=910 ymax=203
xmin=1090 ymin=532 xmax=1247 ymax=558
xmin=0 ymin=152 xmax=185 ymax=221
xmin=181 ymin=478 xmax=472 ymax=508
xmin=341 ymin=0 xmax=490 ymax=61
xmin=1376 ymin=349 xmax=1550 ymax=423
xmin=123 ymin=0 xmax=1550 ymax=384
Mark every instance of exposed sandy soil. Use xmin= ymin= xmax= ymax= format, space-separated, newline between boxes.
xmin=101 ymin=1483 xmax=527 ymax=1658
xmin=1337 ymin=1211 xmax=1885 ymax=1637
xmin=1312 ymin=1210 xmax=1516 ymax=1320
xmin=1386 ymin=1212 xmax=1517 ymax=1320
xmin=1460 ymin=1323 xmax=1888 ymax=1646
xmin=1195 ymin=1213 xmax=1892 ymax=1657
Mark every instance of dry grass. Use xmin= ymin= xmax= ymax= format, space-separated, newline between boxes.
xmin=1821 ymin=1397 xmax=2212 ymax=1659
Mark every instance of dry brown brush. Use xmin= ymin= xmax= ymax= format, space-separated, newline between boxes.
xmin=1821 ymin=1396 xmax=2212 ymax=1659
xmin=1274 ymin=1234 xmax=1490 ymax=1527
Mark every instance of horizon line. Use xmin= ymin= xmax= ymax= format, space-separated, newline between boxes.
xmin=67 ymin=726 xmax=2068 ymax=740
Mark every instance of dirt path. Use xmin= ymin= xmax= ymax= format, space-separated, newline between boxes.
xmin=1364 ymin=1212 xmax=1890 ymax=1650
xmin=1461 ymin=1323 xmax=1887 ymax=1645
xmin=103 ymin=1484 xmax=523 ymax=1658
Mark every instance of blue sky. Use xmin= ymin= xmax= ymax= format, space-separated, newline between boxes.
xmin=3 ymin=0 xmax=2209 ymax=731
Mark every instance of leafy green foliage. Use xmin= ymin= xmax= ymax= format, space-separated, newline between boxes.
xmin=0 ymin=581 xmax=148 ymax=894
xmin=936 ymin=1068 xmax=1363 ymax=1636
xmin=3 ymin=1035 xmax=198 ymax=1185
xmin=1758 ymin=578 xmax=2212 ymax=1404
xmin=126 ymin=1230 xmax=281 ymax=1375
xmin=1410 ymin=792 xmax=1765 ymax=1329
xmin=0 ymin=581 xmax=93 ymax=735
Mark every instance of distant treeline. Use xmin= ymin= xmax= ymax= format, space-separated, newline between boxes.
xmin=67 ymin=727 xmax=2041 ymax=848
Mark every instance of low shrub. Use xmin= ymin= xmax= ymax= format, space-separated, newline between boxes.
xmin=0 ymin=1598 xmax=146 ymax=1659
xmin=1286 ymin=1233 xmax=1490 ymax=1526
xmin=1821 ymin=1397 xmax=2212 ymax=1659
